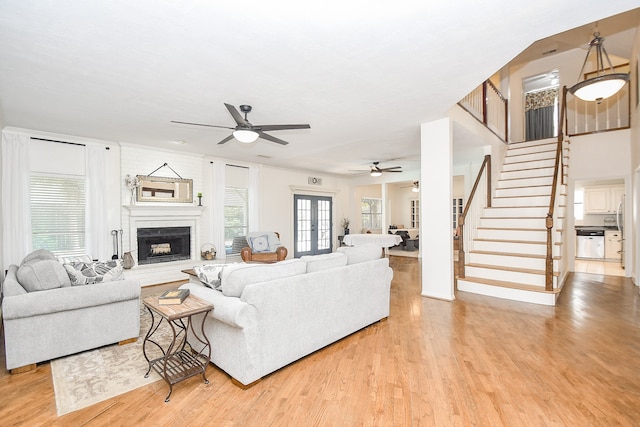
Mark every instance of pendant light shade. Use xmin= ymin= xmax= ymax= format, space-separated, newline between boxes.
xmin=568 ymin=32 xmax=630 ymax=103
xmin=233 ymin=129 xmax=259 ymax=143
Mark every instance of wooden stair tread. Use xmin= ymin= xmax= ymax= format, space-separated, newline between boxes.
xmin=458 ymin=276 xmax=561 ymax=294
xmin=498 ymin=175 xmax=553 ymax=182
xmin=466 ymin=262 xmax=560 ymax=276
xmin=474 ymin=238 xmax=563 ymax=246
xmin=469 ymin=250 xmax=560 ymax=260
xmin=477 ymin=227 xmax=546 ymax=231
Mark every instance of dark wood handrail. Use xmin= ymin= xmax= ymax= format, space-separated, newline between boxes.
xmin=456 ymin=154 xmax=491 ymax=280
xmin=545 ymin=86 xmax=567 ymax=291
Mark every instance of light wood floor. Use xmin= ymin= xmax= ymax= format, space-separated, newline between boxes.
xmin=575 ymin=258 xmax=626 ymax=277
xmin=1 ymin=257 xmax=640 ymax=426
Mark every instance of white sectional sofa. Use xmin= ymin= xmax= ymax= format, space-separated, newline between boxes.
xmin=180 ymin=244 xmax=393 ymax=387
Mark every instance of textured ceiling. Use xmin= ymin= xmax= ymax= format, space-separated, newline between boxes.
xmin=0 ymin=1 xmax=638 ymax=177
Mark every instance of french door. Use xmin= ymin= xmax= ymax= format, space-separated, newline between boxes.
xmin=294 ymin=195 xmax=332 ymax=257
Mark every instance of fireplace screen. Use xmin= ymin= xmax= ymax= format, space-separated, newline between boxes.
xmin=137 ymin=226 xmax=191 ymax=265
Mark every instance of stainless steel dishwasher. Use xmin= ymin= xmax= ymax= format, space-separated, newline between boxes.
xmin=576 ymin=229 xmax=605 ymax=259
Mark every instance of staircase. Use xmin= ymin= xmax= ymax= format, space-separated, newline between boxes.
xmin=457 ymin=138 xmax=569 ymax=306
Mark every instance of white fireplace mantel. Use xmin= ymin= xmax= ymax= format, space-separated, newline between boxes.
xmin=124 ymin=205 xmax=204 ymax=218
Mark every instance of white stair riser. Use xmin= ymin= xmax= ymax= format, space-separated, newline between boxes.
xmin=472 ymin=240 xmax=560 ymax=256
xmin=498 ymin=176 xmax=553 ymax=188
xmin=492 ymin=195 xmax=550 ymax=207
xmin=465 ymin=265 xmax=558 ymax=287
xmin=457 ymin=280 xmax=558 ymax=306
xmin=476 ymin=228 xmax=556 ymax=241
xmin=500 ymin=167 xmax=556 ymax=180
xmin=468 ymin=253 xmax=559 ymax=270
xmin=495 ymin=186 xmax=552 ymax=197
xmin=483 ymin=206 xmax=550 ymax=217
xmin=479 ymin=217 xmax=546 ymax=228
xmin=504 ymin=152 xmax=555 ymax=165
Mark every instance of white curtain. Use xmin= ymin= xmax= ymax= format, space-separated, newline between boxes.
xmin=248 ymin=165 xmax=260 ymax=231
xmin=2 ymin=131 xmax=32 ymax=268
xmin=85 ymin=145 xmax=109 ymax=260
xmin=211 ymin=161 xmax=226 ymax=260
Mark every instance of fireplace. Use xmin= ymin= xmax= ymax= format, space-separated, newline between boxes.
xmin=137 ymin=226 xmax=191 ymax=265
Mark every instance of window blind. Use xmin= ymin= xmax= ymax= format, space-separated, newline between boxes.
xmin=30 ymin=174 xmax=86 ymax=256
xmin=224 ymin=186 xmax=248 ymax=253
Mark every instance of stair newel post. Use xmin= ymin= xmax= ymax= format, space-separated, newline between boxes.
xmin=545 ymin=214 xmax=554 ymax=291
xmin=457 ymin=220 xmax=465 ymax=279
xmin=485 ymin=155 xmax=491 ymax=208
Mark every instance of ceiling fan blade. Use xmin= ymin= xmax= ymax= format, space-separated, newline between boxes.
xmin=255 ymin=124 xmax=311 ymax=131
xmin=379 ymin=166 xmax=402 ymax=171
xmin=171 ymin=120 xmax=234 ymax=130
xmin=217 ymin=134 xmax=235 ymax=145
xmin=258 ymin=132 xmax=289 ymax=145
xmin=224 ymin=103 xmax=249 ymax=126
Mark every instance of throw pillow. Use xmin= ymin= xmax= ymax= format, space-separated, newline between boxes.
xmin=17 ymin=259 xmax=72 ymax=292
xmin=57 ymin=254 xmax=93 ymax=264
xmin=337 ymin=244 xmax=382 ymax=264
xmin=194 ymin=264 xmax=228 ymax=291
xmin=248 ymin=234 xmax=271 ymax=253
xmin=64 ymin=260 xmax=124 ymax=285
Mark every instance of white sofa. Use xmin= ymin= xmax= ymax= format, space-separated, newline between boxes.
xmin=180 ymin=244 xmax=392 ymax=387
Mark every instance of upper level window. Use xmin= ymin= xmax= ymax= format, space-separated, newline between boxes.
xmin=523 ymin=70 xmax=559 ymax=141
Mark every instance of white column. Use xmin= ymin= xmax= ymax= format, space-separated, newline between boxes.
xmin=420 ymin=118 xmax=455 ymax=300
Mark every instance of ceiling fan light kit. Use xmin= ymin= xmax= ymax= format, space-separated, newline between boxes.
xmin=370 ymin=170 xmax=383 ymax=177
xmin=568 ymin=32 xmax=630 ymax=103
xmin=233 ymin=129 xmax=259 ymax=143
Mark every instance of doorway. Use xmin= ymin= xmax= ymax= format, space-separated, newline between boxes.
xmin=293 ymin=195 xmax=332 ymax=257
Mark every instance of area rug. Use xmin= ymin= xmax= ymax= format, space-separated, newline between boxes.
xmin=51 ymin=304 xmax=173 ymax=416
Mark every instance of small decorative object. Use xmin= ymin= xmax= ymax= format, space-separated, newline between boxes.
xmin=124 ymin=174 xmax=140 ymax=205
xmin=123 ymin=251 xmax=135 ymax=269
xmin=341 ymin=217 xmax=350 ymax=235
xmin=200 ymin=243 xmax=216 ymax=260
xmin=197 ymin=192 xmax=203 ymax=206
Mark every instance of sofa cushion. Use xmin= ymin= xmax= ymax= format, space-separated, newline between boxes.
xmin=337 ymin=244 xmax=381 ymax=264
xmin=301 ymin=252 xmax=348 ymax=273
xmin=63 ymin=260 xmax=124 ymax=285
xmin=17 ymin=259 xmax=72 ymax=292
xmin=248 ymin=234 xmax=271 ymax=252
xmin=20 ymin=249 xmax=57 ymax=265
xmin=220 ymin=259 xmax=306 ymax=297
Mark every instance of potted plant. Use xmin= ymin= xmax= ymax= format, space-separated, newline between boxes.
xmin=341 ymin=217 xmax=350 ymax=235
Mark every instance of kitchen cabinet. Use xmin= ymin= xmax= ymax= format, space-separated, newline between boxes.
xmin=605 ymin=230 xmax=622 ymax=260
xmin=584 ymin=185 xmax=624 ymax=214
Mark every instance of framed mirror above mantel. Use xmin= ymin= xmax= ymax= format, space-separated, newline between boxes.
xmin=136 ymin=175 xmax=193 ymax=203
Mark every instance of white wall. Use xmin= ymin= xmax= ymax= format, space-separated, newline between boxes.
xmin=387 ymin=182 xmax=418 ymax=228
xmin=259 ymin=166 xmax=351 ymax=253
xmin=629 ymin=24 xmax=640 ymax=286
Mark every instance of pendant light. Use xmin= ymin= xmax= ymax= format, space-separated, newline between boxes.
xmin=568 ymin=32 xmax=629 ymax=103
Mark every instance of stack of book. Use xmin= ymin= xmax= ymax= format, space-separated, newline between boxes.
xmin=158 ymin=288 xmax=190 ymax=305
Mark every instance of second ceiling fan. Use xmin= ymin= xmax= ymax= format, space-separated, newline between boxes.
xmin=171 ymin=103 xmax=310 ymax=145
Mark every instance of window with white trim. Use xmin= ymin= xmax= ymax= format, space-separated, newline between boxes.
xmin=30 ymin=174 xmax=86 ymax=256
xmin=361 ymin=197 xmax=382 ymax=231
